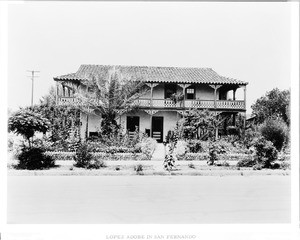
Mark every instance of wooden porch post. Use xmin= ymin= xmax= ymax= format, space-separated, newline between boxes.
xmin=56 ymin=82 xmax=59 ymax=105
xmin=243 ymin=85 xmax=247 ymax=129
xmin=244 ymin=112 xmax=246 ymax=130
xmin=209 ymin=85 xmax=222 ymax=111
xmin=233 ymin=88 xmax=237 ymax=101
xmin=243 ymin=85 xmax=247 ymax=110
xmin=209 ymin=84 xmax=222 ymax=140
xmin=213 ymin=87 xmax=218 ymax=140
xmin=150 ymin=83 xmax=154 ymax=138
xmin=182 ymin=84 xmax=186 ymax=109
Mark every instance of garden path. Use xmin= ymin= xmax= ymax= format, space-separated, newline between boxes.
xmin=152 ymin=143 xmax=165 ymax=160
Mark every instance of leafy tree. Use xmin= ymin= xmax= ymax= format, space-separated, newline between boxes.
xmin=251 ymin=88 xmax=290 ymax=125
xmin=73 ymin=69 xmax=149 ymax=136
xmin=178 ymin=109 xmax=216 ymax=140
xmin=259 ymin=117 xmax=289 ymax=151
xmin=8 ymin=109 xmax=50 ymax=147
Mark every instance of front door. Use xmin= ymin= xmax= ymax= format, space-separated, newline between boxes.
xmin=127 ymin=116 xmax=140 ymax=137
xmin=152 ymin=116 xmax=163 ymax=143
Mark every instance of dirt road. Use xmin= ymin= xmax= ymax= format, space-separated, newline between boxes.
xmin=7 ymin=175 xmax=290 ymax=224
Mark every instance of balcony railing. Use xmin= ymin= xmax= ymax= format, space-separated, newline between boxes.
xmin=135 ymin=98 xmax=245 ymax=110
xmin=57 ymin=97 xmax=79 ymax=105
xmin=58 ymin=96 xmax=245 ymax=110
xmin=57 ymin=96 xmax=100 ymax=106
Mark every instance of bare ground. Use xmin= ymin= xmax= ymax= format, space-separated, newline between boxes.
xmin=7 ymin=175 xmax=290 ymax=224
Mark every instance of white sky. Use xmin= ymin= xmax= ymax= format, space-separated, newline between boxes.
xmin=7 ymin=1 xmax=292 ymax=113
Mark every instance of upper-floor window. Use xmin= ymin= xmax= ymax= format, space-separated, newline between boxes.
xmin=165 ymin=84 xmax=177 ymax=99
xmin=186 ymin=87 xmax=195 ymax=100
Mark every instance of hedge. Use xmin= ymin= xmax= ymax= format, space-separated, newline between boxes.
xmin=45 ymin=151 xmax=148 ymax=161
xmin=184 ymin=153 xmax=254 ymax=161
xmin=46 ymin=151 xmax=257 ymax=162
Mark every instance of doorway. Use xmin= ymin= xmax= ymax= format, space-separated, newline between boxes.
xmin=152 ymin=116 xmax=163 ymax=143
xmin=127 ymin=116 xmax=140 ymax=137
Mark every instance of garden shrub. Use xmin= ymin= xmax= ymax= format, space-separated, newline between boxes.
xmin=138 ymin=137 xmax=157 ymax=160
xmin=87 ymin=158 xmax=106 ymax=169
xmin=45 ymin=151 xmax=75 ymax=160
xmin=214 ymin=161 xmax=230 ymax=167
xmin=242 ymin=128 xmax=261 ymax=149
xmin=208 ymin=142 xmax=218 ymax=165
xmin=188 ymin=163 xmax=195 ymax=169
xmin=17 ymin=146 xmax=55 ymax=170
xmin=271 ymin=162 xmax=281 ymax=169
xmin=280 ymin=161 xmax=290 ymax=170
xmin=253 ymin=137 xmax=278 ymax=168
xmin=7 ymin=133 xmax=24 ymax=159
xmin=207 ymin=140 xmax=229 ymax=165
xmin=73 ymin=143 xmax=105 ymax=169
xmin=97 ymin=127 xmax=144 ymax=149
xmin=277 ymin=153 xmax=290 ymax=162
xmin=259 ymin=118 xmax=289 ymax=151
xmin=185 ymin=152 xmax=252 ymax=161
xmin=165 ymin=130 xmax=175 ymax=143
xmin=252 ymin=163 xmax=263 ymax=170
xmin=134 ymin=164 xmax=144 ymax=175
xmin=86 ymin=140 xmax=139 ymax=154
xmin=104 ymin=146 xmax=137 ymax=154
xmin=188 ymin=140 xmax=203 ymax=153
xmin=236 ymin=157 xmax=256 ymax=167
xmin=173 ymin=140 xmax=188 ymax=160
xmin=164 ymin=153 xmax=175 ymax=171
xmin=185 ymin=153 xmax=209 ymax=161
xmin=236 ymin=158 xmax=256 ymax=167
xmin=73 ymin=143 xmax=93 ymax=168
xmin=46 ymin=151 xmax=145 ymax=161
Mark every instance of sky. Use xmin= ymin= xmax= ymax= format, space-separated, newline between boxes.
xmin=7 ymin=1 xmax=292 ymax=114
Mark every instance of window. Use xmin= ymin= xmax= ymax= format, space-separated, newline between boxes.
xmin=165 ymin=84 xmax=177 ymax=99
xmin=186 ymin=87 xmax=195 ymax=100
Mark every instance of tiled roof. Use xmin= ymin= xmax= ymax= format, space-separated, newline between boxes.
xmin=54 ymin=65 xmax=248 ymax=85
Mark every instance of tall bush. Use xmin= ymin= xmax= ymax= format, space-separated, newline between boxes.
xmin=17 ymin=146 xmax=55 ymax=170
xmin=138 ymin=137 xmax=157 ymax=160
xmin=259 ymin=118 xmax=289 ymax=151
xmin=173 ymin=140 xmax=188 ymax=160
xmin=73 ymin=142 xmax=105 ymax=169
xmin=74 ymin=142 xmax=92 ymax=167
xmin=253 ymin=137 xmax=278 ymax=168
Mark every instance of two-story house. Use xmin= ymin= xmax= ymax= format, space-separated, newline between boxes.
xmin=54 ymin=65 xmax=248 ymax=142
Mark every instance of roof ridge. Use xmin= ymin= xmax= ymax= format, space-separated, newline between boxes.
xmin=79 ymin=64 xmax=213 ymax=70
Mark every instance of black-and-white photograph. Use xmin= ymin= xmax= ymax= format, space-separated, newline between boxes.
xmin=2 ymin=0 xmax=299 ymax=238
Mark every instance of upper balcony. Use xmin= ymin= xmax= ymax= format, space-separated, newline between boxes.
xmin=57 ymin=96 xmax=245 ymax=111
xmin=133 ymin=98 xmax=246 ymax=111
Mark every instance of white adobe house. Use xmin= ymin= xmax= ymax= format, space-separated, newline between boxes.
xmin=54 ymin=65 xmax=248 ymax=142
